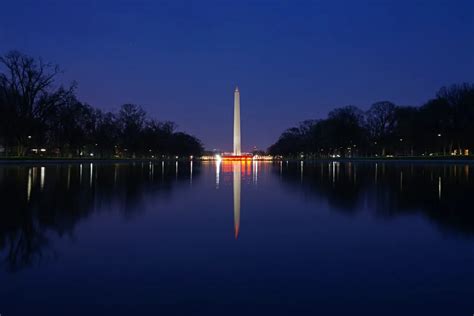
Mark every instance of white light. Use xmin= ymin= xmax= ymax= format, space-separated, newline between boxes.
xmin=40 ymin=148 xmax=46 ymax=152
xmin=90 ymin=153 xmax=94 ymax=157
xmin=40 ymin=167 xmax=45 ymax=190
xmin=215 ymin=158 xmax=221 ymax=188
xmin=90 ymin=163 xmax=93 ymax=187
xmin=27 ymin=168 xmax=32 ymax=201
xmin=438 ymin=177 xmax=442 ymax=200
xmin=215 ymin=154 xmax=222 ymax=162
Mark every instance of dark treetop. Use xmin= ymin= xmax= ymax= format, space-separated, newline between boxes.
xmin=1 ymin=0 xmax=473 ymax=150
xmin=0 ymin=51 xmax=204 ymax=158
xmin=269 ymin=83 xmax=474 ymax=158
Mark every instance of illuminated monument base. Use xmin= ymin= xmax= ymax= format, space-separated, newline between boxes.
xmin=221 ymin=153 xmax=253 ymax=161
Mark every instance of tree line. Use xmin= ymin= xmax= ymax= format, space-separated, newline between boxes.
xmin=0 ymin=51 xmax=204 ymax=158
xmin=269 ymin=83 xmax=474 ymax=158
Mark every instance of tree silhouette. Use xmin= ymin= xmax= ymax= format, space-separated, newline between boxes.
xmin=0 ymin=51 xmax=204 ymax=157
xmin=270 ymin=84 xmax=474 ymax=158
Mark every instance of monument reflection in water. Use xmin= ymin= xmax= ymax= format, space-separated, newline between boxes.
xmin=215 ymin=160 xmax=243 ymax=239
xmin=1 ymin=161 xmax=474 ymax=315
xmin=233 ymin=162 xmax=241 ymax=239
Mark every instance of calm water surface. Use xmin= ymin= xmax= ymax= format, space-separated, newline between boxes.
xmin=1 ymin=161 xmax=473 ymax=315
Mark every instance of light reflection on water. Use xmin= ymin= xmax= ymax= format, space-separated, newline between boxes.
xmin=233 ymin=162 xmax=241 ymax=239
xmin=5 ymin=160 xmax=474 ymax=249
xmin=0 ymin=161 xmax=474 ymax=315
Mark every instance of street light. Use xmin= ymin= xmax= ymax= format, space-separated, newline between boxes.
xmin=437 ymin=133 xmax=444 ymax=155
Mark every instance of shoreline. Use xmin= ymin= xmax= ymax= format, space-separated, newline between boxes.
xmin=0 ymin=157 xmax=190 ymax=165
xmin=277 ymin=157 xmax=474 ymax=164
xmin=0 ymin=156 xmax=473 ymax=164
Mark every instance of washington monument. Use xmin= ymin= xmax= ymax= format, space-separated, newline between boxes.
xmin=233 ymin=86 xmax=241 ymax=155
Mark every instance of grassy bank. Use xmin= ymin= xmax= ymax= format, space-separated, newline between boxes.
xmin=276 ymin=156 xmax=474 ymax=163
xmin=0 ymin=156 xmax=194 ymax=164
xmin=1 ymin=155 xmax=474 ymax=164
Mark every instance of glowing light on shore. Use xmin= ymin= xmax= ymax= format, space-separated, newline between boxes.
xmin=220 ymin=153 xmax=253 ymax=161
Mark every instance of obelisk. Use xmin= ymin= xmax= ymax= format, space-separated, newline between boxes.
xmin=233 ymin=86 xmax=241 ymax=155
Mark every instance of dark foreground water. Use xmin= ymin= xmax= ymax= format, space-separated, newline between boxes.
xmin=1 ymin=161 xmax=473 ymax=315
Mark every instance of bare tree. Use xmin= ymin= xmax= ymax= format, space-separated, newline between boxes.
xmin=366 ymin=101 xmax=397 ymax=155
xmin=0 ymin=50 xmax=74 ymax=155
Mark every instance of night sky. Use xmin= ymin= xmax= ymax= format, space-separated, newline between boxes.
xmin=1 ymin=0 xmax=473 ymax=151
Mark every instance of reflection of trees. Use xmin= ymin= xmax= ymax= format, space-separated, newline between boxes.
xmin=276 ymin=162 xmax=474 ymax=236
xmin=0 ymin=211 xmax=51 ymax=273
xmin=373 ymin=164 xmax=474 ymax=236
xmin=278 ymin=162 xmax=369 ymax=214
xmin=0 ymin=162 xmax=200 ymax=272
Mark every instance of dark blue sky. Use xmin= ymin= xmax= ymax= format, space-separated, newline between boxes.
xmin=1 ymin=0 xmax=473 ymax=151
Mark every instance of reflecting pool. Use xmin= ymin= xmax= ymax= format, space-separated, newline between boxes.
xmin=1 ymin=161 xmax=473 ymax=315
